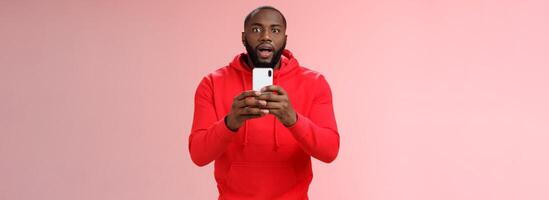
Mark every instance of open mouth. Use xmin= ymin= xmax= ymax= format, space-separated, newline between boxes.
xmin=256 ymin=44 xmax=274 ymax=59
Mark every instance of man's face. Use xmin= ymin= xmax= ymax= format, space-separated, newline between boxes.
xmin=242 ymin=9 xmax=287 ymax=68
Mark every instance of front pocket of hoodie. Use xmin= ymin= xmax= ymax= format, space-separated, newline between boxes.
xmin=226 ymin=161 xmax=297 ymax=197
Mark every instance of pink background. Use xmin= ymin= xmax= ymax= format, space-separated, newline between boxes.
xmin=2 ymin=0 xmax=548 ymax=199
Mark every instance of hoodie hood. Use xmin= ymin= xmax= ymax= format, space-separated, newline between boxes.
xmin=227 ymin=49 xmax=299 ymax=151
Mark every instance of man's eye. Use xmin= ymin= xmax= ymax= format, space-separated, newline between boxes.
xmin=272 ymin=29 xmax=280 ymax=33
xmin=252 ymin=27 xmax=261 ymax=32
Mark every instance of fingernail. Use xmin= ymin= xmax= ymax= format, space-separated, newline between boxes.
xmin=261 ymin=109 xmax=269 ymax=114
xmin=259 ymin=100 xmax=266 ymax=106
xmin=254 ymin=91 xmax=261 ymax=96
xmin=260 ymin=87 xmax=266 ymax=92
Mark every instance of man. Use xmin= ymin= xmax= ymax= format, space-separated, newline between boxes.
xmin=189 ymin=6 xmax=339 ymax=200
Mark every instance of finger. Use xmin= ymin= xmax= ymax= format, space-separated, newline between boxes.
xmin=256 ymin=92 xmax=285 ymax=102
xmin=240 ymin=115 xmax=261 ymax=120
xmin=236 ymin=97 xmax=267 ymax=108
xmin=240 ymin=114 xmax=266 ymax=120
xmin=260 ymin=85 xmax=287 ymax=95
xmin=263 ymin=101 xmax=284 ymax=109
xmin=238 ymin=107 xmax=269 ymax=115
xmin=265 ymin=109 xmax=280 ymax=117
xmin=235 ymin=90 xmax=261 ymax=100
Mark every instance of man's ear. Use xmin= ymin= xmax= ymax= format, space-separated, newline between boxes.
xmin=241 ymin=32 xmax=246 ymax=45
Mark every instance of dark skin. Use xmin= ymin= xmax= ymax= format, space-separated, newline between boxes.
xmin=226 ymin=9 xmax=297 ymax=131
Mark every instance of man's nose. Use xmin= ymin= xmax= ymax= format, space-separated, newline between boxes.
xmin=259 ymin=31 xmax=272 ymax=42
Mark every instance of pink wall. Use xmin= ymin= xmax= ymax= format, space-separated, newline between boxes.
xmin=1 ymin=0 xmax=548 ymax=199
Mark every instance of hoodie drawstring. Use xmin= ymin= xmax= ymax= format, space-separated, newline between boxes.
xmin=273 ymin=69 xmax=281 ymax=151
xmin=244 ymin=121 xmax=249 ymax=146
xmin=240 ymin=71 xmax=249 ymax=147
xmin=273 ymin=119 xmax=279 ymax=151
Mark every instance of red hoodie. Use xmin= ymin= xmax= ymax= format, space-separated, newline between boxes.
xmin=189 ymin=50 xmax=339 ymax=200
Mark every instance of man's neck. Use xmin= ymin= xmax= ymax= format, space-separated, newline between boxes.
xmin=245 ymin=56 xmax=281 ymax=70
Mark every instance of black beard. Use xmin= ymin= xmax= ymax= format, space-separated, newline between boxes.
xmin=244 ymin=40 xmax=286 ymax=69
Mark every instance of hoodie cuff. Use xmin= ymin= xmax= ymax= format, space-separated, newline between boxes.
xmin=214 ymin=117 xmax=237 ymax=142
xmin=224 ymin=115 xmax=240 ymax=133
xmin=286 ymin=112 xmax=310 ymax=140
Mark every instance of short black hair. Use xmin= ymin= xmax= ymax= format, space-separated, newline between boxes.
xmin=244 ymin=6 xmax=287 ymax=29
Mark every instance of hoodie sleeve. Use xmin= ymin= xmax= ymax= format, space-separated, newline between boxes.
xmin=188 ymin=76 xmax=235 ymax=167
xmin=287 ymin=75 xmax=340 ymax=163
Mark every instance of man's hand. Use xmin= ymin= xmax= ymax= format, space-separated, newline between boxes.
xmin=257 ymin=85 xmax=297 ymax=127
xmin=226 ymin=90 xmax=269 ymax=131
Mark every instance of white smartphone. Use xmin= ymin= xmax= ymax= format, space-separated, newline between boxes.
xmin=252 ymin=68 xmax=273 ymax=91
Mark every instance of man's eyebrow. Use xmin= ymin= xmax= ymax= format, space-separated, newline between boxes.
xmin=249 ymin=23 xmax=283 ymax=27
xmin=249 ymin=23 xmax=263 ymax=27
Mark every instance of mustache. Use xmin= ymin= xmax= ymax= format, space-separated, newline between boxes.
xmin=244 ymin=39 xmax=285 ymax=69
